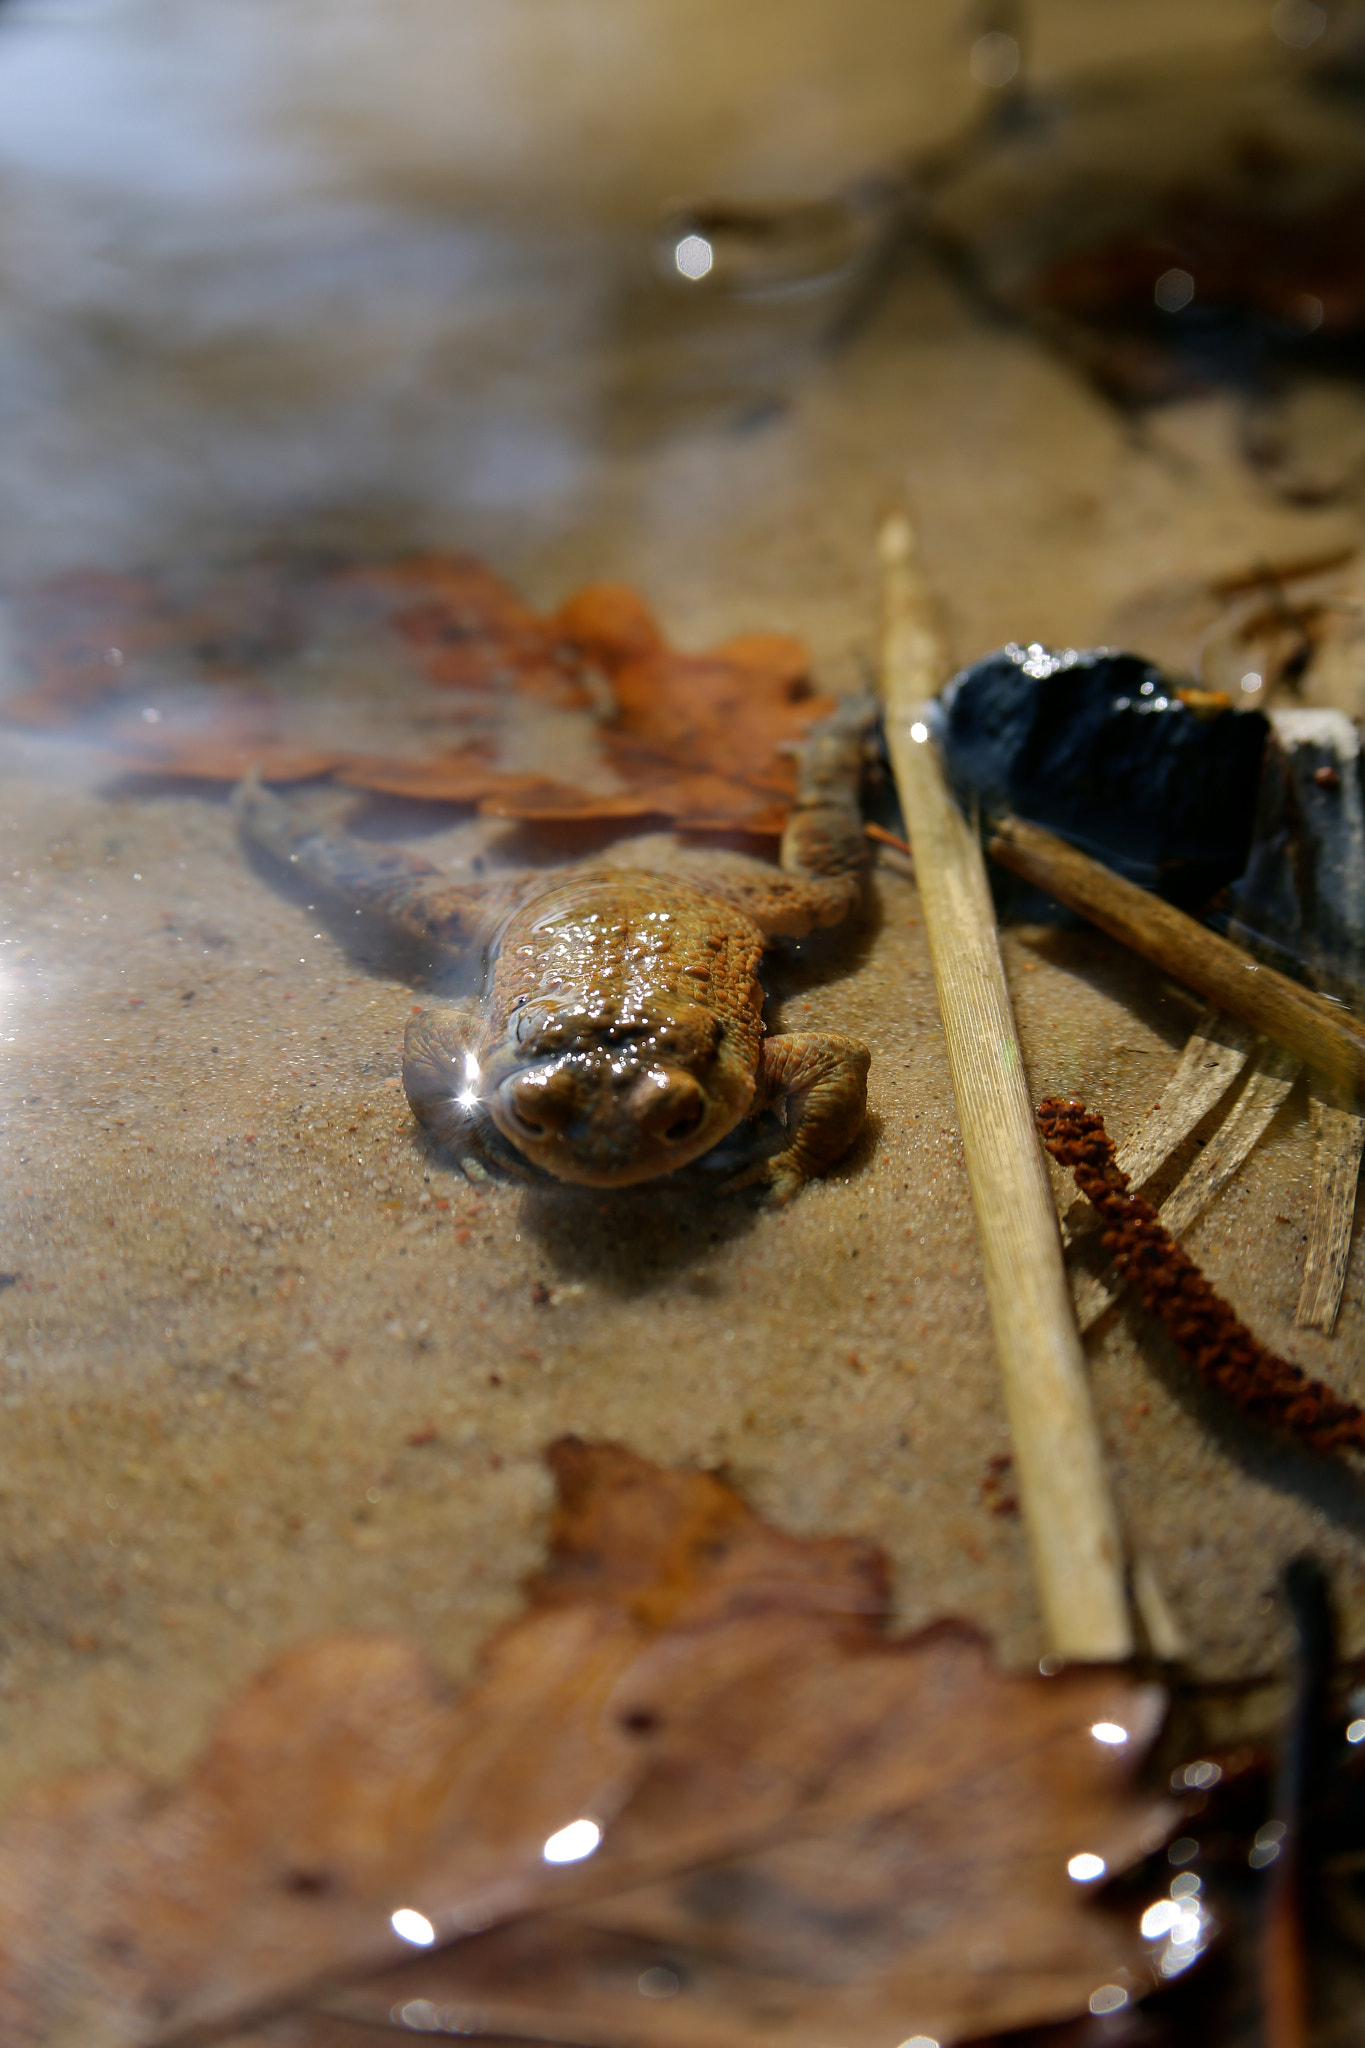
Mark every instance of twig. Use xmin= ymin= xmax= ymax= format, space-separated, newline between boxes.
xmin=1298 ymin=1083 xmax=1365 ymax=1334
xmin=863 ymin=820 xmax=914 ymax=859
xmin=878 ymin=514 xmax=1132 ymax=1662
xmin=1260 ymin=1557 xmax=1332 ymax=2048
xmin=988 ymin=814 xmax=1365 ymax=1099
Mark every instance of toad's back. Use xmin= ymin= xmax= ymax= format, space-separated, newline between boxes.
xmin=488 ymin=866 xmax=765 ymax=1054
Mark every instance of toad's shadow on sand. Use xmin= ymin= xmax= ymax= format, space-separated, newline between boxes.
xmin=512 ymin=1106 xmax=884 ymax=1296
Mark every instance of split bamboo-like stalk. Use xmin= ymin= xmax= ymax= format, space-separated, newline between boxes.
xmin=1085 ymin=1009 xmax=1256 ymax=1205
xmin=1298 ymin=1085 xmax=1365 ymax=1333
xmin=878 ymin=514 xmax=1132 ymax=1662
xmin=1072 ymin=1039 xmax=1301 ymax=1333
xmin=1058 ymin=1006 xmax=1255 ymax=1254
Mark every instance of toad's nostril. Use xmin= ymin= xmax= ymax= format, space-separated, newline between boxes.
xmin=506 ymin=1071 xmax=575 ymax=1137
xmin=637 ymin=1074 xmax=705 ymax=1145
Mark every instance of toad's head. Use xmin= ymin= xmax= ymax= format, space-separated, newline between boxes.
xmin=405 ymin=997 xmax=756 ymax=1186
xmin=488 ymin=996 xmax=756 ymax=1185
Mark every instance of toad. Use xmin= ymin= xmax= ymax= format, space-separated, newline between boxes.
xmin=235 ymin=700 xmax=873 ymax=1198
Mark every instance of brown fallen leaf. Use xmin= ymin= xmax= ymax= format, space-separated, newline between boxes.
xmin=343 ymin=554 xmax=592 ymax=708
xmin=321 ymin=581 xmax=825 ymax=831
xmin=120 ymin=740 xmax=354 ymax=785
xmin=1 ymin=556 xmax=830 ymax=835
xmin=1 ymin=562 xmax=311 ymax=728
xmin=0 ymin=1441 xmax=1175 ymax=2048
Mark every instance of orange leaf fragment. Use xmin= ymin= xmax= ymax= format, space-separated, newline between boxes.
xmin=554 ymin=581 xmax=665 ymax=667
xmin=123 ymin=740 xmax=351 ymax=784
xmin=345 ymin=553 xmax=590 ymax=707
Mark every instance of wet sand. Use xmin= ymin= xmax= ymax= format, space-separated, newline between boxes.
xmin=1 ymin=0 xmax=1364 ymax=1810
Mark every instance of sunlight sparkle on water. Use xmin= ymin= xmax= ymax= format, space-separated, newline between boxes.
xmin=1273 ymin=0 xmax=1327 ymax=48
xmin=969 ymin=31 xmax=1018 ymax=87
xmin=543 ymin=1817 xmax=601 ymax=1863
xmin=674 ymin=234 xmax=714 ymax=280
xmin=1067 ymin=1853 xmax=1106 ymax=1883
xmin=391 ymin=1908 xmax=436 ymax=1946
xmin=1090 ymin=1722 xmax=1128 ymax=1745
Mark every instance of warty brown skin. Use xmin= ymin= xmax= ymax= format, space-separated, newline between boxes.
xmin=234 ymin=702 xmax=873 ymax=1198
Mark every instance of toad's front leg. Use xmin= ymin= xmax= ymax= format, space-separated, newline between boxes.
xmin=403 ymin=1004 xmax=543 ymax=1183
xmin=736 ymin=1029 xmax=870 ymax=1201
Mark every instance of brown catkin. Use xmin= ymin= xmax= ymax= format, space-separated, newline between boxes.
xmin=1037 ymin=1096 xmax=1365 ymax=1458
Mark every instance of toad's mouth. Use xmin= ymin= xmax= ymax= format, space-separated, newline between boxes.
xmin=487 ymin=1056 xmax=733 ymax=1183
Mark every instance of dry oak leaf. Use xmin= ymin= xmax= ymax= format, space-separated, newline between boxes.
xmin=341 ymin=554 xmax=592 ymax=708
xmin=1 ymin=555 xmax=831 ymax=835
xmin=0 ymin=1442 xmax=1174 ymax=2048
xmin=327 ymin=581 xmax=829 ymax=833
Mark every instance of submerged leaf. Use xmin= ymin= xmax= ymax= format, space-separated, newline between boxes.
xmin=1 ymin=556 xmax=831 ymax=836
xmin=0 ymin=1441 xmax=1174 ymax=2048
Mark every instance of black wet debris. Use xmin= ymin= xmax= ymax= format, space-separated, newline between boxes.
xmin=935 ymin=643 xmax=1268 ymax=908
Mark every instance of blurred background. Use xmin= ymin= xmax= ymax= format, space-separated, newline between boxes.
xmin=3 ymin=0 xmax=1365 ymax=673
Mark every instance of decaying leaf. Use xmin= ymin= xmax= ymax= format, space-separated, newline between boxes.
xmin=0 ymin=1441 xmax=1177 ymax=2048
xmin=1 ymin=556 xmax=832 ymax=836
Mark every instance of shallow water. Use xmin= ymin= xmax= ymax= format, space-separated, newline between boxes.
xmin=1 ymin=0 xmax=1364 ymax=1955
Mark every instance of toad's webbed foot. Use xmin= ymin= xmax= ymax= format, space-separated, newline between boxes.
xmin=233 ymin=776 xmax=533 ymax=960
xmin=726 ymin=1028 xmax=870 ymax=1201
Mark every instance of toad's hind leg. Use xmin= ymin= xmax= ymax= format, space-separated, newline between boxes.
xmin=731 ymin=1029 xmax=870 ymax=1201
xmin=780 ymin=692 xmax=877 ymax=894
xmin=692 ymin=696 xmax=878 ymax=939
xmin=233 ymin=776 xmax=532 ymax=959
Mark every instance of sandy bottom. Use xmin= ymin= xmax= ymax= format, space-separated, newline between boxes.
xmin=1 ymin=0 xmax=1364 ymax=1812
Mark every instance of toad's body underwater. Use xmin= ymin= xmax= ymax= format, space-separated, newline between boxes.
xmin=235 ymin=701 xmax=873 ymax=1199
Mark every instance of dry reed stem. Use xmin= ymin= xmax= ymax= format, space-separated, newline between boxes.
xmin=1297 ymin=1084 xmax=1365 ymax=1333
xmin=878 ymin=514 xmax=1131 ymax=1662
xmin=1073 ymin=1040 xmax=1301 ymax=1333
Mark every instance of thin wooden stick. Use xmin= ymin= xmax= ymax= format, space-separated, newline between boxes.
xmin=988 ymin=815 xmax=1365 ymax=1099
xmin=878 ymin=514 xmax=1132 ymax=1661
xmin=1297 ymin=1084 xmax=1365 ymax=1333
